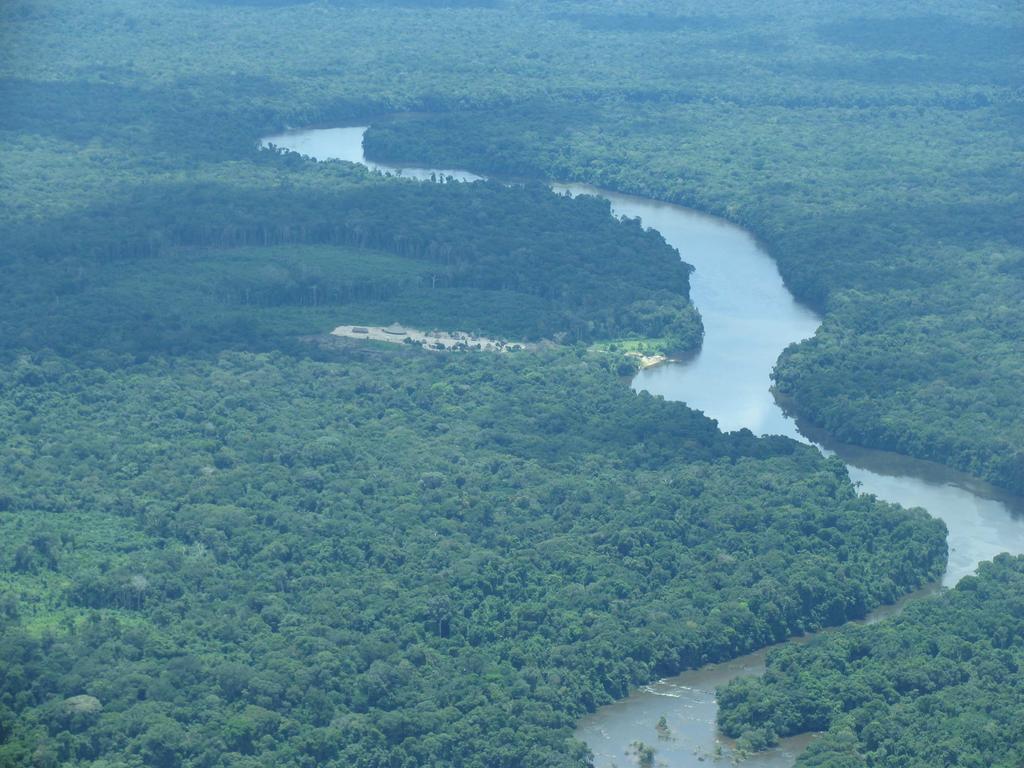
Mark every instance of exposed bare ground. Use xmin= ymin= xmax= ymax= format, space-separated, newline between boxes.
xmin=330 ymin=324 xmax=533 ymax=352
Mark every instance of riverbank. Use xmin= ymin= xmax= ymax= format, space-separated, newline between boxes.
xmin=633 ymin=352 xmax=667 ymax=369
xmin=264 ymin=124 xmax=1024 ymax=768
xmin=588 ymin=338 xmax=688 ymax=370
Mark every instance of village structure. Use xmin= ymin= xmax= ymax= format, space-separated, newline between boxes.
xmin=331 ymin=322 xmax=527 ymax=352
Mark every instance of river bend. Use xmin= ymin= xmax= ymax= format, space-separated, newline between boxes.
xmin=261 ymin=126 xmax=1024 ymax=767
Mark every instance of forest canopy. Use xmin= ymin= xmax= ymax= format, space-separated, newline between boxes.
xmin=717 ymin=554 xmax=1024 ymax=768
xmin=0 ymin=348 xmax=947 ymax=767
xmin=2 ymin=0 xmax=1021 ymax=765
xmin=1 ymin=166 xmax=702 ymax=359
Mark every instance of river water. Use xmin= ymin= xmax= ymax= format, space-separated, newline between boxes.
xmin=261 ymin=126 xmax=1024 ymax=767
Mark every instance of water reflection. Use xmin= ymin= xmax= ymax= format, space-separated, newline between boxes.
xmin=262 ymin=126 xmax=484 ymax=182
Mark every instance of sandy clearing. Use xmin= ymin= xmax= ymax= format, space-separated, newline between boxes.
xmin=331 ymin=323 xmax=531 ymax=352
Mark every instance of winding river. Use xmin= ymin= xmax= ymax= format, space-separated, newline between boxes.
xmin=262 ymin=126 xmax=1024 ymax=767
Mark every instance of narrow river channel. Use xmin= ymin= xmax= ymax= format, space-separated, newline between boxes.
xmin=261 ymin=126 xmax=1024 ymax=767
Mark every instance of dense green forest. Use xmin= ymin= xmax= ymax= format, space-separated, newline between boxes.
xmin=1 ymin=166 xmax=702 ymax=358
xmin=358 ymin=11 xmax=1024 ymax=494
xmin=717 ymin=554 xmax=1024 ymax=767
xmin=0 ymin=349 xmax=946 ymax=766
xmin=2 ymin=0 xmax=1022 ymax=766
xmin=3 ymin=0 xmax=1021 ymax=489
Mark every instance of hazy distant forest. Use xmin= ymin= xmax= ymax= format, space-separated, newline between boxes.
xmin=1 ymin=1 xmax=1021 ymax=766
